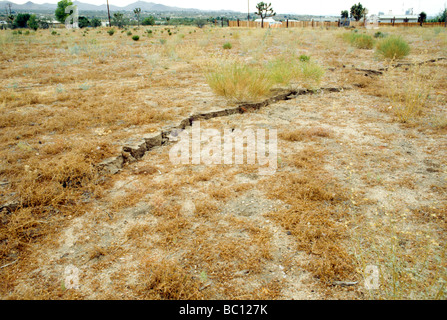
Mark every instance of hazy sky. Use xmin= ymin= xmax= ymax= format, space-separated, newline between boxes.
xmin=10 ymin=0 xmax=447 ymax=16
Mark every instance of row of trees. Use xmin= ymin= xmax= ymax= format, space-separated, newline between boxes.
xmin=4 ymin=12 xmax=103 ymax=30
xmin=4 ymin=13 xmax=50 ymax=30
xmin=55 ymin=0 xmax=155 ymax=28
xmin=428 ymin=8 xmax=447 ymax=22
xmin=84 ymin=2 xmax=276 ymax=29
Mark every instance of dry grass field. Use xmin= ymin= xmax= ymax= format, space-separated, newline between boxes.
xmin=0 ymin=24 xmax=446 ymax=300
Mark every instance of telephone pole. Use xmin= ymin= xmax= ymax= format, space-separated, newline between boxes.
xmin=248 ymin=0 xmax=250 ymax=21
xmin=106 ymin=0 xmax=111 ymax=27
xmin=6 ymin=3 xmax=11 ymax=14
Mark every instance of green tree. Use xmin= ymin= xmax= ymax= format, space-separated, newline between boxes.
xmin=55 ymin=0 xmax=74 ymax=24
xmin=90 ymin=17 xmax=102 ymax=28
xmin=134 ymin=8 xmax=141 ymax=26
xmin=429 ymin=8 xmax=446 ymax=22
xmin=255 ymin=2 xmax=276 ymax=28
xmin=195 ymin=18 xmax=206 ymax=28
xmin=112 ymin=12 xmax=125 ymax=28
xmin=439 ymin=8 xmax=447 ymax=22
xmin=13 ymin=13 xmax=31 ymax=28
xmin=350 ymin=2 xmax=365 ymax=21
xmin=27 ymin=14 xmax=38 ymax=30
xmin=341 ymin=10 xmax=349 ymax=19
xmin=78 ymin=16 xmax=90 ymax=28
xmin=142 ymin=16 xmax=155 ymax=26
xmin=418 ymin=12 xmax=427 ymax=24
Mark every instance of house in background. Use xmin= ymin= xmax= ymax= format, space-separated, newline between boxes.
xmin=254 ymin=17 xmax=282 ymax=26
xmin=378 ymin=10 xmax=418 ymax=23
xmin=51 ymin=20 xmax=64 ymax=28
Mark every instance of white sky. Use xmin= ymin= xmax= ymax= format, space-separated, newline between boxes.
xmin=10 ymin=0 xmax=447 ymax=16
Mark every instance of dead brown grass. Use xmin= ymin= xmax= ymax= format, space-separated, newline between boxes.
xmin=263 ymin=146 xmax=355 ymax=284
xmin=137 ymin=257 xmax=204 ymax=299
xmin=1 ymin=26 xmax=445 ymax=300
xmin=279 ymin=126 xmax=334 ymax=142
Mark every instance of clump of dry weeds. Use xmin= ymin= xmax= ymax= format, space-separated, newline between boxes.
xmin=137 ymin=257 xmax=204 ymax=300
xmin=263 ymin=146 xmax=355 ymax=284
xmin=383 ymin=64 xmax=436 ymax=123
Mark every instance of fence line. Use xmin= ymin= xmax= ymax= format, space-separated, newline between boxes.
xmin=378 ymin=22 xmax=446 ymax=27
xmin=228 ymin=20 xmax=446 ymax=28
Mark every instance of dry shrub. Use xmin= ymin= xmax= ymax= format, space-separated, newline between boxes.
xmin=272 ymin=203 xmax=354 ymax=282
xmin=279 ymin=126 xmax=334 ymax=142
xmin=205 ymin=60 xmax=274 ymax=102
xmin=264 ymin=147 xmax=355 ymax=283
xmin=0 ymin=144 xmax=101 ymax=265
xmin=194 ymin=200 xmax=219 ymax=217
xmin=181 ymin=220 xmax=273 ymax=279
xmin=279 ymin=129 xmax=304 ymax=142
xmin=15 ymin=152 xmax=97 ymax=207
xmin=376 ymin=35 xmax=410 ymax=60
xmin=383 ymin=64 xmax=435 ymax=123
xmin=138 ymin=257 xmax=204 ymax=299
xmin=266 ymin=55 xmax=325 ymax=90
xmin=155 ymin=215 xmax=190 ymax=247
xmin=0 ymin=207 xmax=46 ymax=260
xmin=343 ymin=32 xmax=375 ymax=49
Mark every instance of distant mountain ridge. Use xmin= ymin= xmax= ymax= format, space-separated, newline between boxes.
xmin=0 ymin=1 xmax=200 ymax=12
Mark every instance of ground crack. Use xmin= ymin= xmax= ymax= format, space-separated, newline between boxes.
xmin=97 ymin=86 xmax=350 ymax=175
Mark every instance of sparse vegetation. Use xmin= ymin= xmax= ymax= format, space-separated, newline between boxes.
xmin=205 ymin=61 xmax=274 ymax=101
xmin=343 ymin=32 xmax=375 ymax=49
xmin=206 ymin=53 xmax=325 ymax=101
xmin=195 ymin=18 xmax=207 ymax=28
xmin=299 ymin=54 xmax=310 ymax=62
xmin=376 ymin=35 xmax=410 ymax=60
xmin=222 ymin=42 xmax=232 ymax=49
xmin=298 ymin=59 xmax=325 ymax=89
xmin=0 ymin=24 xmax=445 ymax=302
xmin=374 ymin=31 xmax=387 ymax=38
xmin=384 ymin=64 xmax=434 ymax=123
